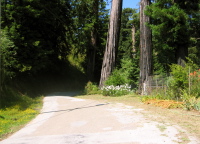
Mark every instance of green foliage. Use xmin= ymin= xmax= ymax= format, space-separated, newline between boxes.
xmin=145 ymin=0 xmax=200 ymax=73
xmin=2 ymin=0 xmax=73 ymax=73
xmin=1 ymin=0 xmax=89 ymax=108
xmin=105 ymin=58 xmax=138 ymax=87
xmin=150 ymin=61 xmax=200 ymax=110
xmin=168 ymin=64 xmax=188 ymax=90
xmin=84 ymin=81 xmax=100 ymax=95
xmin=118 ymin=8 xmax=139 ymax=60
xmin=71 ymin=0 xmax=109 ymax=81
xmin=105 ymin=70 xmax=127 ymax=86
xmin=0 ymin=96 xmax=43 ymax=139
xmin=67 ymin=47 xmax=86 ymax=74
xmin=167 ymin=65 xmax=187 ymax=100
xmin=0 ymin=31 xmax=18 ymax=108
xmin=118 ymin=8 xmax=140 ymax=74
xmin=167 ymin=61 xmax=198 ymax=100
xmin=113 ymin=8 xmax=140 ymax=89
xmin=188 ymin=38 xmax=200 ymax=67
xmin=0 ymin=30 xmax=16 ymax=77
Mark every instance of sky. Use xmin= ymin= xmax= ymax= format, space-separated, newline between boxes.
xmin=106 ymin=0 xmax=140 ymax=10
xmin=122 ymin=0 xmax=140 ymax=9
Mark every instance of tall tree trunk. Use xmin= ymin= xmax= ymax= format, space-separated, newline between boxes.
xmin=87 ymin=0 xmax=98 ymax=81
xmin=139 ymin=0 xmax=152 ymax=95
xmin=132 ymin=24 xmax=136 ymax=57
xmin=99 ymin=0 xmax=122 ymax=87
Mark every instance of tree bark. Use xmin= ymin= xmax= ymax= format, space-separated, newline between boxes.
xmin=87 ymin=0 xmax=99 ymax=81
xmin=139 ymin=0 xmax=152 ymax=95
xmin=175 ymin=45 xmax=188 ymax=67
xmin=99 ymin=0 xmax=122 ymax=87
xmin=132 ymin=24 xmax=136 ymax=57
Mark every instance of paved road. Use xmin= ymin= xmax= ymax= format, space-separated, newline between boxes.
xmin=1 ymin=92 xmax=199 ymax=144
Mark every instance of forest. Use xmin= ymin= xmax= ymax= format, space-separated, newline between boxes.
xmin=0 ymin=0 xmax=200 ymax=110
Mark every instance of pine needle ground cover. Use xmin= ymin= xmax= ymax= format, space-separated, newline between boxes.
xmin=0 ymin=97 xmax=43 ymax=140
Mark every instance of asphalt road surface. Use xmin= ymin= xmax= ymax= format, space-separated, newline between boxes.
xmin=1 ymin=92 xmax=199 ymax=144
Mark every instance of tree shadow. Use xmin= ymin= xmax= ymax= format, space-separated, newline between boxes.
xmin=41 ymin=103 xmax=109 ymax=114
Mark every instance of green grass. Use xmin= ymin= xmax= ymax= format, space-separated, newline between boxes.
xmin=0 ymin=96 xmax=43 ymax=140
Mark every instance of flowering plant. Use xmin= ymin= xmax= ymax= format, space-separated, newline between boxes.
xmin=101 ymin=84 xmax=132 ymax=96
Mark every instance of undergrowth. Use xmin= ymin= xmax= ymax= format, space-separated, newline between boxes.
xmin=142 ymin=61 xmax=200 ymax=111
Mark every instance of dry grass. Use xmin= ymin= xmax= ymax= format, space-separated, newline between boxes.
xmin=144 ymin=99 xmax=184 ymax=109
xmin=76 ymin=94 xmax=200 ymax=139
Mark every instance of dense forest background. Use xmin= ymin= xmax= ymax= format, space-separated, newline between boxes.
xmin=0 ymin=0 xmax=200 ymax=108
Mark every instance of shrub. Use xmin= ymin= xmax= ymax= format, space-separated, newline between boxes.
xmin=105 ymin=58 xmax=137 ymax=86
xmin=167 ymin=61 xmax=198 ymax=100
xmin=105 ymin=70 xmax=127 ymax=86
xmin=167 ymin=64 xmax=189 ymax=99
xmin=84 ymin=81 xmax=100 ymax=95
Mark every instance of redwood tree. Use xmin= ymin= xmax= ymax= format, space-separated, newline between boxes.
xmin=87 ymin=0 xmax=99 ymax=81
xmin=99 ymin=0 xmax=123 ymax=87
xmin=139 ymin=0 xmax=152 ymax=94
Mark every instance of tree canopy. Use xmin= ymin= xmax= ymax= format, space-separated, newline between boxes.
xmin=0 ymin=0 xmax=200 ymax=104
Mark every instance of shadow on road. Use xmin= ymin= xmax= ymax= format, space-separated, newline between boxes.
xmin=41 ymin=103 xmax=109 ymax=114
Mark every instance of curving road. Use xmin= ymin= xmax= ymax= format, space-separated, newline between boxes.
xmin=1 ymin=92 xmax=199 ymax=144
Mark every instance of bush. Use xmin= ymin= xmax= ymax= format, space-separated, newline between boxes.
xmin=105 ymin=58 xmax=137 ymax=86
xmin=167 ymin=64 xmax=189 ymax=99
xmin=105 ymin=70 xmax=127 ymax=86
xmin=167 ymin=61 xmax=199 ymax=100
xmin=84 ymin=81 xmax=100 ymax=95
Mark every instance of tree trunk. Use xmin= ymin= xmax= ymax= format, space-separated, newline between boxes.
xmin=175 ymin=45 xmax=188 ymax=66
xmin=132 ymin=24 xmax=136 ymax=57
xmin=99 ymin=0 xmax=122 ymax=87
xmin=87 ymin=0 xmax=98 ymax=81
xmin=139 ymin=0 xmax=152 ymax=95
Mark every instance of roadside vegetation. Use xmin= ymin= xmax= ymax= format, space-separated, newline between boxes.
xmin=0 ymin=93 xmax=43 ymax=140
xmin=84 ymin=59 xmax=200 ymax=111
xmin=141 ymin=61 xmax=200 ymax=111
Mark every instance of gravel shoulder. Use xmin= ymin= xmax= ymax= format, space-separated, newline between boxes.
xmin=1 ymin=92 xmax=199 ymax=144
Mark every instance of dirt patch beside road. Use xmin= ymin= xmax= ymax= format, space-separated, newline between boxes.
xmin=77 ymin=94 xmax=200 ymax=143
